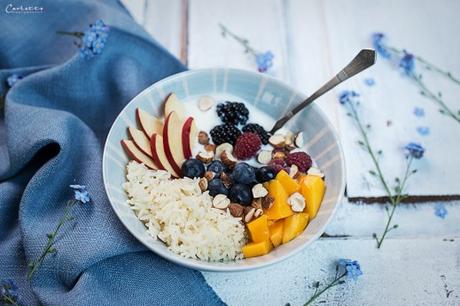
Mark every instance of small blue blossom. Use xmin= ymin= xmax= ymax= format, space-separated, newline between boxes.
xmin=338 ymin=259 xmax=363 ymax=281
xmin=434 ymin=203 xmax=448 ymax=219
xmin=80 ymin=19 xmax=109 ymax=59
xmin=6 ymin=74 xmax=23 ymax=88
xmin=413 ymin=107 xmax=425 ymax=117
xmin=339 ymin=90 xmax=359 ymax=104
xmin=404 ymin=142 xmax=425 ymax=159
xmin=364 ymin=78 xmax=375 ymax=86
xmin=399 ymin=51 xmax=415 ymax=75
xmin=255 ymin=51 xmax=274 ymax=73
xmin=70 ymin=184 xmax=90 ymax=203
xmin=0 ymin=279 xmax=18 ymax=303
xmin=416 ymin=126 xmax=430 ymax=136
xmin=371 ymin=33 xmax=391 ymax=59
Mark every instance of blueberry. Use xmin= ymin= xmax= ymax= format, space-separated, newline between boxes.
xmin=207 ymin=160 xmax=226 ymax=177
xmin=208 ymin=179 xmax=228 ymax=196
xmin=181 ymin=159 xmax=205 ymax=178
xmin=228 ymin=184 xmax=253 ymax=206
xmin=231 ymin=162 xmax=255 ymax=184
xmin=256 ymin=166 xmax=276 ymax=183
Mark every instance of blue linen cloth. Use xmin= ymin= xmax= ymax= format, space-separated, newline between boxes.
xmin=0 ymin=0 xmax=224 ymax=305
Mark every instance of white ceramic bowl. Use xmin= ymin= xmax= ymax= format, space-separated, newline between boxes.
xmin=102 ymin=68 xmax=345 ymax=272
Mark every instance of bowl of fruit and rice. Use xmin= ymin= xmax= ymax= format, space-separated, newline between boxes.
xmin=102 ymin=68 xmax=345 ymax=271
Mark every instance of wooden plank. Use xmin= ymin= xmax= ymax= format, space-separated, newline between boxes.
xmin=204 ymin=236 xmax=460 ymax=305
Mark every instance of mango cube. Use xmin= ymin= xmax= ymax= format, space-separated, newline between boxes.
xmin=282 ymin=213 xmax=309 ymax=244
xmin=276 ymin=170 xmax=300 ymax=195
xmin=242 ymin=240 xmax=273 ymax=258
xmin=265 ymin=179 xmax=294 ymax=220
xmin=300 ymin=175 xmax=326 ymax=219
xmin=269 ymin=220 xmax=284 ymax=247
xmin=246 ymin=215 xmax=269 ymax=243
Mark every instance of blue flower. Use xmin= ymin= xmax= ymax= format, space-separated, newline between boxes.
xmin=6 ymin=74 xmax=23 ymax=88
xmin=80 ymin=19 xmax=109 ymax=59
xmin=70 ymin=185 xmax=90 ymax=203
xmin=371 ymin=33 xmax=391 ymax=59
xmin=338 ymin=259 xmax=363 ymax=280
xmin=404 ymin=142 xmax=425 ymax=159
xmin=0 ymin=279 xmax=18 ymax=302
xmin=413 ymin=107 xmax=425 ymax=117
xmin=338 ymin=90 xmax=359 ymax=104
xmin=255 ymin=51 xmax=274 ymax=73
xmin=416 ymin=126 xmax=430 ymax=136
xmin=399 ymin=51 xmax=415 ymax=75
xmin=434 ymin=203 xmax=447 ymax=219
xmin=364 ymin=78 xmax=375 ymax=86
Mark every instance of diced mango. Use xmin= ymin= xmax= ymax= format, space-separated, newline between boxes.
xmin=265 ymin=179 xmax=294 ymax=220
xmin=269 ymin=220 xmax=284 ymax=247
xmin=300 ymin=175 xmax=326 ymax=219
xmin=246 ymin=215 xmax=269 ymax=243
xmin=282 ymin=213 xmax=309 ymax=244
xmin=276 ymin=170 xmax=300 ymax=195
xmin=267 ymin=220 xmax=275 ymax=227
xmin=242 ymin=240 xmax=273 ymax=258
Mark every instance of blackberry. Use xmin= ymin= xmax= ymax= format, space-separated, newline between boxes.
xmin=216 ymin=101 xmax=249 ymax=125
xmin=210 ymin=124 xmax=242 ymax=145
xmin=242 ymin=123 xmax=270 ymax=144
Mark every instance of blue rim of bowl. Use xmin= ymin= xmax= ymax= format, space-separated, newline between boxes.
xmin=102 ymin=68 xmax=346 ymax=272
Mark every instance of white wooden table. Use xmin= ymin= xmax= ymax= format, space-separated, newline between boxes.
xmin=121 ymin=1 xmax=460 ymax=305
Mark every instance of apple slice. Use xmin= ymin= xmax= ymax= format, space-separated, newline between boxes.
xmin=121 ymin=139 xmax=158 ymax=170
xmin=150 ymin=134 xmax=180 ymax=177
xmin=181 ymin=117 xmax=198 ymax=159
xmin=128 ymin=127 xmax=152 ymax=157
xmin=136 ymin=108 xmax=163 ymax=138
xmin=164 ymin=93 xmax=185 ymax=118
xmin=163 ymin=111 xmax=186 ymax=175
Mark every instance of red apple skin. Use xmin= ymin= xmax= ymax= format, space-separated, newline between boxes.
xmin=128 ymin=127 xmax=152 ymax=158
xmin=162 ymin=112 xmax=183 ymax=175
xmin=149 ymin=134 xmax=166 ymax=171
xmin=182 ymin=117 xmax=194 ymax=159
xmin=121 ymin=139 xmax=157 ymax=170
xmin=150 ymin=134 xmax=179 ymax=177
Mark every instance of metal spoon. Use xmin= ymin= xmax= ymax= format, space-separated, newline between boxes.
xmin=270 ymin=49 xmax=376 ymax=134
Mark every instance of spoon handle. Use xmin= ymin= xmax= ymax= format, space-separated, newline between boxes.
xmin=270 ymin=49 xmax=376 ymax=134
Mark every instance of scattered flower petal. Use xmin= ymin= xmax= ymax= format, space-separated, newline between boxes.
xmin=416 ymin=126 xmax=430 ymax=136
xmin=70 ymin=185 xmax=90 ymax=203
xmin=80 ymin=19 xmax=109 ymax=59
xmin=413 ymin=107 xmax=425 ymax=117
xmin=338 ymin=259 xmax=363 ymax=280
xmin=371 ymin=33 xmax=391 ymax=59
xmin=399 ymin=51 xmax=415 ymax=75
xmin=434 ymin=203 xmax=448 ymax=219
xmin=404 ymin=142 xmax=425 ymax=159
xmin=255 ymin=51 xmax=274 ymax=73
xmin=364 ymin=78 xmax=375 ymax=86
xmin=6 ymin=74 xmax=22 ymax=88
xmin=338 ymin=90 xmax=359 ymax=104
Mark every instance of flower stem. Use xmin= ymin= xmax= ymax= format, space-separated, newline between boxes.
xmin=27 ymin=200 xmax=78 ymax=279
xmin=304 ymin=273 xmax=347 ymax=306
xmin=219 ymin=23 xmax=257 ymax=55
xmin=56 ymin=31 xmax=84 ymax=38
xmin=1 ymin=294 xmax=18 ymax=306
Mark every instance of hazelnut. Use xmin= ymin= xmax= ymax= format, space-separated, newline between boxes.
xmin=285 ymin=131 xmax=294 ymax=146
xmin=196 ymin=151 xmax=214 ymax=164
xmin=221 ymin=172 xmax=232 ymax=188
xmin=254 ymin=208 xmax=263 ymax=218
xmin=244 ymin=207 xmax=256 ymax=223
xmin=198 ymin=177 xmax=208 ymax=192
xmin=204 ymin=171 xmax=216 ymax=181
xmin=289 ymin=164 xmax=299 ymax=178
xmin=252 ymin=183 xmax=268 ymax=198
xmin=198 ymin=95 xmax=215 ymax=111
xmin=287 ymin=192 xmax=305 ymax=212
xmin=228 ymin=203 xmax=244 ymax=217
xmin=257 ymin=150 xmax=272 ymax=164
xmin=198 ymin=131 xmax=210 ymax=145
xmin=272 ymin=150 xmax=287 ymax=160
xmin=221 ymin=151 xmax=237 ymax=168
xmin=204 ymin=143 xmax=216 ymax=153
xmin=215 ymin=143 xmax=233 ymax=159
xmin=269 ymin=134 xmax=285 ymax=148
xmin=262 ymin=196 xmax=275 ymax=210
xmin=213 ymin=194 xmax=230 ymax=209
xmin=294 ymin=132 xmax=304 ymax=148
xmin=251 ymin=198 xmax=262 ymax=210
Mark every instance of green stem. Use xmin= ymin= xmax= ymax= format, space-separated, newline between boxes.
xmin=56 ymin=31 xmax=84 ymax=38
xmin=304 ymin=273 xmax=347 ymax=306
xmin=27 ymin=200 xmax=77 ymax=279
xmin=1 ymin=294 xmax=18 ymax=306
xmin=219 ymin=23 xmax=257 ymax=55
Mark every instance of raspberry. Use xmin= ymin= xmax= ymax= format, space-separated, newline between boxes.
xmin=234 ymin=132 xmax=262 ymax=160
xmin=216 ymin=101 xmax=249 ymax=125
xmin=286 ymin=152 xmax=312 ymax=172
xmin=268 ymin=159 xmax=288 ymax=174
xmin=242 ymin=123 xmax=270 ymax=144
xmin=210 ymin=124 xmax=241 ymax=145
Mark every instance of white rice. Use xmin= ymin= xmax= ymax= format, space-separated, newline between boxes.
xmin=123 ymin=161 xmax=246 ymax=261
